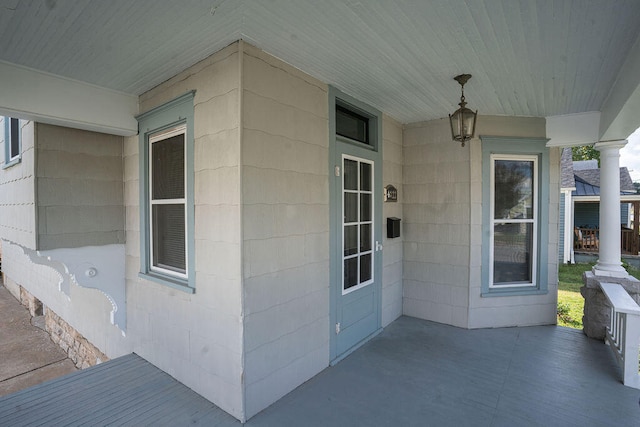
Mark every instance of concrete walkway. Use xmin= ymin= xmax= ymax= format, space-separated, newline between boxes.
xmin=0 ymin=285 xmax=77 ymax=397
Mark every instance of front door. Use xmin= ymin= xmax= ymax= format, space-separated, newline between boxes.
xmin=329 ymin=91 xmax=382 ymax=363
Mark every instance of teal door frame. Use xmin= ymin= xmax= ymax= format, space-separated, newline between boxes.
xmin=328 ymin=87 xmax=383 ymax=364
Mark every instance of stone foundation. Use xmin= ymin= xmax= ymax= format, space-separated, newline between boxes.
xmin=581 ymin=271 xmax=640 ymax=340
xmin=3 ymin=275 xmax=109 ymax=369
xmin=45 ymin=309 xmax=109 ymax=369
xmin=20 ymin=286 xmax=43 ymax=317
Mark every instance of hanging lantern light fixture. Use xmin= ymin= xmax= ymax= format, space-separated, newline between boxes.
xmin=449 ymin=74 xmax=477 ymax=147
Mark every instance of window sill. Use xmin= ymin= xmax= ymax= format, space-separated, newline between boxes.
xmin=481 ymin=287 xmax=548 ymax=298
xmin=3 ymin=157 xmax=21 ymax=169
xmin=138 ymin=271 xmax=195 ymax=294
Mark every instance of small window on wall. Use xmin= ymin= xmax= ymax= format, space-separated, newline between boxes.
xmin=137 ymin=91 xmax=195 ymax=292
xmin=4 ymin=117 xmax=21 ymax=167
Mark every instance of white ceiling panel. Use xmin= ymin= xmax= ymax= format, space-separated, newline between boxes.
xmin=1 ymin=0 xmax=640 ymax=125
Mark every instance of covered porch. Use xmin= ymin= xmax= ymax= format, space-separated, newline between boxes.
xmin=1 ymin=316 xmax=638 ymax=426
xmin=574 ymin=200 xmax=640 ymax=256
xmin=574 ymin=225 xmax=640 ymax=256
xmin=2 ymin=1 xmax=640 ymax=422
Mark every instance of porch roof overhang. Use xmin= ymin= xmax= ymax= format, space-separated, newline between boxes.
xmin=573 ymin=195 xmax=640 ymax=203
xmin=2 ymin=1 xmax=640 ymax=141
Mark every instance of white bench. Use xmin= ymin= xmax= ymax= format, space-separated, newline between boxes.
xmin=599 ymin=282 xmax=640 ymax=389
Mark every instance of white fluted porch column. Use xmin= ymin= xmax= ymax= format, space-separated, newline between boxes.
xmin=592 ymin=140 xmax=628 ymax=278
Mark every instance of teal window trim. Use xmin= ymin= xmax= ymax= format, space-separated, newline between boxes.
xmin=3 ymin=117 xmax=21 ymax=169
xmin=137 ymin=91 xmax=196 ymax=293
xmin=480 ymin=136 xmax=550 ymax=297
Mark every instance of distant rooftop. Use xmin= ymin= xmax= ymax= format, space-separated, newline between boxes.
xmin=561 ymin=148 xmax=637 ymax=196
xmin=573 ymin=159 xmax=599 ymax=171
xmin=560 ymin=148 xmax=575 ymax=188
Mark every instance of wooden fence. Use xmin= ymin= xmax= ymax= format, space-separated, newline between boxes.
xmin=574 ymin=227 xmax=639 ymax=255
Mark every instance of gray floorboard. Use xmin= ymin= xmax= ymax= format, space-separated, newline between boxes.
xmin=1 ymin=316 xmax=639 ymax=426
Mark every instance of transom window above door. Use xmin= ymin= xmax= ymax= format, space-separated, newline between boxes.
xmin=335 ymin=101 xmax=377 ymax=149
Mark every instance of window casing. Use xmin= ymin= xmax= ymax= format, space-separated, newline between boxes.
xmin=137 ymin=91 xmax=195 ymax=292
xmin=4 ymin=117 xmax=21 ymax=167
xmin=480 ymin=136 xmax=550 ymax=297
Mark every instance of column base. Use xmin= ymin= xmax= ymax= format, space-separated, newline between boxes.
xmin=592 ymin=262 xmax=629 ymax=278
xmin=581 ymin=271 xmax=640 ymax=339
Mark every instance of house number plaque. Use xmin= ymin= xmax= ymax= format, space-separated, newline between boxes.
xmin=384 ymin=185 xmax=398 ymax=202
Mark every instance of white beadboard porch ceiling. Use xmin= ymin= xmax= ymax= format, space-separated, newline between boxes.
xmin=2 ymin=0 xmax=640 ymax=125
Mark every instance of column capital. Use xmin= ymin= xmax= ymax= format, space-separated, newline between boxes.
xmin=594 ymin=140 xmax=627 ymax=151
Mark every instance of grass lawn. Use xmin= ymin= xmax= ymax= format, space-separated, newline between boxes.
xmin=557 ymin=262 xmax=640 ymax=329
xmin=557 ymin=263 xmax=591 ymax=329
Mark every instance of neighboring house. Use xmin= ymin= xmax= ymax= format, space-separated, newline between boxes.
xmin=1 ymin=3 xmax=640 ymax=423
xmin=559 ymin=148 xmax=639 ymax=263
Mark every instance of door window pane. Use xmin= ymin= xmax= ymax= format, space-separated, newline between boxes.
xmin=360 ymin=254 xmax=372 ymax=283
xmin=360 ymin=162 xmax=371 ymax=191
xmin=344 ymin=159 xmax=358 ymax=190
xmin=344 ymin=258 xmax=358 ymax=290
xmin=344 ymin=225 xmax=358 ymax=256
xmin=344 ymin=193 xmax=358 ymax=223
xmin=360 ymin=224 xmax=371 ymax=252
xmin=360 ymin=194 xmax=371 ymax=221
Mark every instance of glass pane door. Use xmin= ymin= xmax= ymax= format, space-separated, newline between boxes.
xmin=343 ymin=156 xmax=374 ymax=293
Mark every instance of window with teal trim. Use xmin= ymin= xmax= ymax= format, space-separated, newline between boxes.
xmin=3 ymin=117 xmax=21 ymax=167
xmin=481 ymin=137 xmax=550 ymax=297
xmin=137 ymin=92 xmax=195 ymax=292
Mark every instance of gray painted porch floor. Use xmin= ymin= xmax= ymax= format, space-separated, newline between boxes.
xmin=1 ymin=316 xmax=639 ymax=426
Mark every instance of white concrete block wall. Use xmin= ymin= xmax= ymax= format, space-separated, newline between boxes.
xmin=382 ymin=114 xmax=403 ymax=327
xmin=402 ymin=118 xmax=471 ymax=328
xmin=36 ymin=123 xmax=124 ymax=250
xmin=240 ymin=44 xmax=330 ymax=419
xmin=125 ymin=43 xmax=245 ymax=419
xmin=0 ymin=119 xmax=37 ymax=248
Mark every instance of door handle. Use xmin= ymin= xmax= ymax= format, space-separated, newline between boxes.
xmin=375 ymin=241 xmax=383 ymax=252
